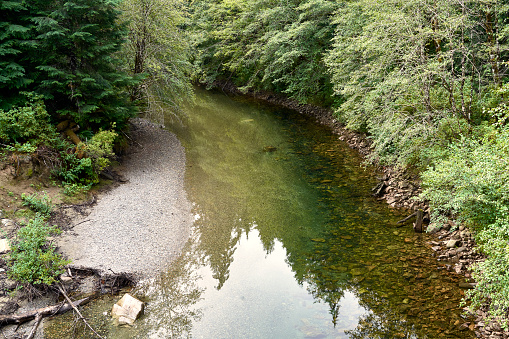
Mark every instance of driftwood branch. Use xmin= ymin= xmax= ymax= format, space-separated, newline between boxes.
xmin=26 ymin=313 xmax=42 ymax=339
xmin=397 ymin=212 xmax=418 ymax=224
xmin=371 ymin=182 xmax=386 ymax=197
xmin=396 ymin=209 xmax=424 ymax=233
xmin=58 ymin=285 xmax=104 ymax=339
xmin=0 ymin=298 xmax=89 ymax=326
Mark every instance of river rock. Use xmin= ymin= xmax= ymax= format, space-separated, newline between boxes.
xmin=0 ymin=239 xmax=10 ymax=253
xmin=398 ymin=181 xmax=410 ymax=189
xmin=59 ymin=274 xmax=73 ymax=285
xmin=459 ymin=282 xmax=477 ymax=289
xmin=1 ymin=219 xmax=16 ymax=233
xmin=3 ymin=279 xmax=17 ymax=290
xmin=112 ymin=293 xmax=144 ymax=326
xmin=456 ymin=247 xmax=468 ymax=254
xmin=446 ymin=239 xmax=459 ymax=248
xmin=460 ymin=230 xmax=471 ymax=238
xmin=427 ymin=224 xmax=440 ymax=234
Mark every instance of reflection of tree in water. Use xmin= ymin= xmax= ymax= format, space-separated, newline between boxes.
xmin=179 ymin=92 xmax=471 ymax=338
xmin=307 ymin=278 xmax=346 ymax=327
xmin=345 ymin=307 xmax=418 ymax=339
xmin=209 ymin=227 xmax=242 ymax=290
xmin=134 ymin=232 xmax=205 ymax=338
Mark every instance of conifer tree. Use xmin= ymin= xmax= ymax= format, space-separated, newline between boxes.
xmin=29 ymin=0 xmax=137 ymax=129
xmin=0 ymin=0 xmax=32 ymax=109
xmin=0 ymin=0 xmax=138 ymax=129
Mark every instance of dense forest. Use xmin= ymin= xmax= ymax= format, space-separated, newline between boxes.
xmin=2 ymin=0 xmax=509 ymax=328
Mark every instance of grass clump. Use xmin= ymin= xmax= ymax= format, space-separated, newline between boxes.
xmin=21 ymin=192 xmax=54 ymax=218
xmin=7 ymin=215 xmax=69 ymax=285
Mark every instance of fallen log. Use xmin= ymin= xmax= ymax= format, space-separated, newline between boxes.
xmin=0 ymin=297 xmax=89 ymax=326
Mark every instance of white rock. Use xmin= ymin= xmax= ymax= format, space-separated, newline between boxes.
xmin=446 ymin=239 xmax=459 ymax=248
xmin=59 ymin=275 xmax=73 ymax=285
xmin=111 ymin=293 xmax=144 ymax=326
xmin=0 ymin=239 xmax=11 ymax=253
xmin=1 ymin=219 xmax=15 ymax=230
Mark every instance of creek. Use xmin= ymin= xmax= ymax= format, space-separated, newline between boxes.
xmin=45 ymin=88 xmax=474 ymax=338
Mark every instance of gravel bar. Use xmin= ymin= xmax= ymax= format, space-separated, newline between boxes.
xmin=57 ymin=118 xmax=193 ymax=276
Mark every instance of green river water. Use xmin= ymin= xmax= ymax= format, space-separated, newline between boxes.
xmin=45 ymin=88 xmax=474 ymax=338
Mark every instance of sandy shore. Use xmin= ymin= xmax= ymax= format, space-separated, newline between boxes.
xmin=56 ymin=118 xmax=193 ymax=276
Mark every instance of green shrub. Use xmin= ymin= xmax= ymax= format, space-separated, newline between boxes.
xmin=21 ymin=192 xmax=54 ymax=218
xmin=63 ymin=183 xmax=91 ymax=197
xmin=54 ymin=152 xmax=97 ymax=185
xmin=421 ymin=122 xmax=509 ymax=327
xmin=7 ymin=216 xmax=69 ymax=285
xmin=54 ymin=129 xmax=118 ymax=186
xmin=0 ymin=93 xmax=57 ymax=144
xmin=78 ymin=129 xmax=118 ymax=172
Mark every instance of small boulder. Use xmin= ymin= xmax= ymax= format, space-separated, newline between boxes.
xmin=0 ymin=239 xmax=10 ymax=253
xmin=1 ymin=219 xmax=16 ymax=233
xmin=446 ymin=239 xmax=460 ymax=248
xmin=59 ymin=274 xmax=73 ymax=285
xmin=111 ymin=294 xmax=144 ymax=326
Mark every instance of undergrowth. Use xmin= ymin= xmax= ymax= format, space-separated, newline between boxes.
xmin=21 ymin=192 xmax=54 ymax=217
xmin=0 ymin=94 xmax=119 ymax=287
xmin=7 ymin=215 xmax=69 ymax=286
xmin=421 ymin=96 xmax=509 ymax=328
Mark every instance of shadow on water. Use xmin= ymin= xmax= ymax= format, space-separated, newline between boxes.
xmin=44 ymin=88 xmax=474 ymax=338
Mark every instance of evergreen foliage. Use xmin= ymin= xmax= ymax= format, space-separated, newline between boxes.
xmin=0 ymin=1 xmax=33 ymax=108
xmin=1 ymin=0 xmax=138 ymax=129
xmin=30 ymin=0 xmax=137 ymax=129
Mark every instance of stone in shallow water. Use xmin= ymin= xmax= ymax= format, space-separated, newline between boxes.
xmin=111 ymin=293 xmax=144 ymax=326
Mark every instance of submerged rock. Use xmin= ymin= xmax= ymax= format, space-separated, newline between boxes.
xmin=263 ymin=145 xmax=277 ymax=152
xmin=112 ymin=293 xmax=144 ymax=326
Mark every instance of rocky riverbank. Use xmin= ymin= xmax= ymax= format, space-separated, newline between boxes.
xmin=212 ymin=80 xmax=507 ymax=338
xmin=0 ymin=118 xmax=193 ymax=338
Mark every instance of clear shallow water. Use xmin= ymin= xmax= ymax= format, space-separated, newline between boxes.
xmin=45 ymin=88 xmax=474 ymax=338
